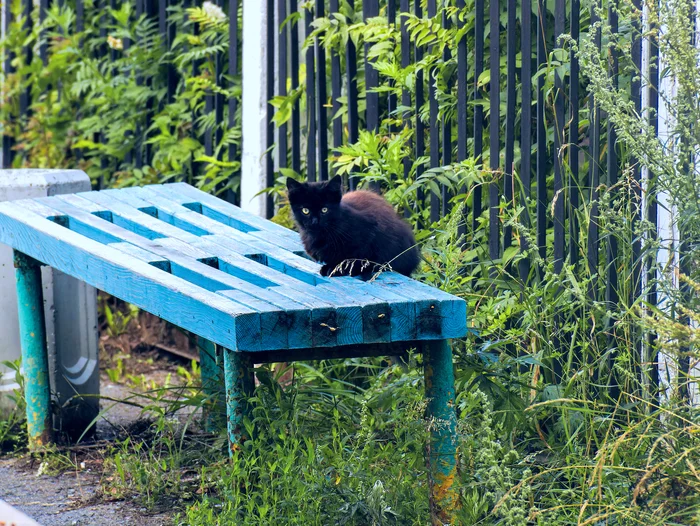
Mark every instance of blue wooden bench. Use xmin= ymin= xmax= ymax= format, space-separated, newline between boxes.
xmin=0 ymin=182 xmax=466 ymax=521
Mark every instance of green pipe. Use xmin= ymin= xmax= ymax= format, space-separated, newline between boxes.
xmin=223 ymin=349 xmax=254 ymax=454
xmin=424 ymin=339 xmax=458 ymax=523
xmin=14 ymin=251 xmax=52 ymax=449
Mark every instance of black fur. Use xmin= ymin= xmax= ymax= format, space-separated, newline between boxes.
xmin=286 ymin=176 xmax=420 ymax=277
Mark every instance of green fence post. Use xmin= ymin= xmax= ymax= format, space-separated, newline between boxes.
xmin=223 ymin=349 xmax=254 ymax=454
xmin=13 ymin=251 xmax=52 ymax=449
xmin=424 ymin=339 xmax=458 ymax=524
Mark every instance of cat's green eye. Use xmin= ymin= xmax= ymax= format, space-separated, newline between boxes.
xmin=321 ymin=207 xmax=328 ymax=214
xmin=301 ymin=207 xmax=310 ymax=215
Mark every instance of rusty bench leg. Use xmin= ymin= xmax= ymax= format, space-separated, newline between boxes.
xmin=13 ymin=251 xmax=53 ymax=450
xmin=424 ymin=339 xmax=458 ymax=524
xmin=223 ymin=349 xmax=254 ymax=454
xmin=198 ymin=337 xmax=225 ymax=432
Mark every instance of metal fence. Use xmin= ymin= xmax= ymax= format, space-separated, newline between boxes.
xmin=1 ymin=0 xmax=688 ymax=396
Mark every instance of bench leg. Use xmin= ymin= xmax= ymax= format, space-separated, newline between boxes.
xmin=198 ymin=337 xmax=224 ymax=432
xmin=14 ymin=251 xmax=53 ymax=450
xmin=424 ymin=339 xmax=458 ymax=524
xmin=223 ymin=349 xmax=254 ymax=455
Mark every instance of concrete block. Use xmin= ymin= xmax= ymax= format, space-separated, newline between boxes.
xmin=0 ymin=169 xmax=99 ymax=440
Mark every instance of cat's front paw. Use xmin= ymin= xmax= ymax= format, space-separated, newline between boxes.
xmin=320 ymin=263 xmax=333 ymax=277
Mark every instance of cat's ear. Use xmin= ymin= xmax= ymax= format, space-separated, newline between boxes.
xmin=327 ymin=175 xmax=343 ymax=194
xmin=286 ymin=178 xmax=302 ymax=191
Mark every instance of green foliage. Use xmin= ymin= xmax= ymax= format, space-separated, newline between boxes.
xmin=0 ymin=360 xmax=27 ymax=452
xmin=0 ymin=0 xmax=241 ymax=195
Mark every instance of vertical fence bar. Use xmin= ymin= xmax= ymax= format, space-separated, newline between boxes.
xmin=606 ymin=0 xmax=619 ymax=311
xmin=228 ymin=0 xmax=240 ymax=203
xmin=536 ymin=0 xmax=547 ymax=261
xmin=201 ymin=0 xmax=216 ymax=158
xmin=19 ymin=0 xmax=32 ymax=121
xmin=290 ymin=0 xmax=301 ymax=176
xmin=265 ymin=0 xmax=275 ymax=215
xmin=441 ymin=6 xmax=452 ymax=218
xmin=489 ymin=0 xmax=500 ymax=263
xmin=472 ymin=0 xmax=484 ymax=233
xmin=387 ymin=0 xmax=397 ymax=132
xmin=2 ymin=0 xmax=14 ymax=168
xmin=428 ymin=0 xmax=440 ymax=223
xmin=552 ymin=0 xmax=566 ymax=382
xmin=159 ymin=0 xmax=168 ymax=92
xmin=123 ymin=1 xmax=134 ymax=167
xmin=98 ymin=0 xmax=110 ymax=187
xmin=504 ymin=0 xmax=516 ymax=251
xmin=456 ymin=0 xmax=468 ymax=238
xmin=519 ymin=0 xmax=532 ymax=281
xmin=214 ymin=0 xmax=225 ymax=159
xmin=167 ymin=0 xmax=178 ymax=102
xmin=364 ymin=0 xmax=380 ymax=134
xmin=631 ymin=0 xmax=643 ymax=383
xmin=205 ymin=84 xmax=215 ymax=158
xmin=203 ymin=108 xmax=214 ymax=162
xmin=587 ymin=2 xmax=601 ymax=299
xmin=400 ymin=0 xmax=411 ymax=199
xmin=414 ymin=0 xmax=425 ymax=210
xmin=645 ymin=0 xmax=660 ymax=395
xmin=315 ymin=0 xmax=329 ymax=181
xmin=330 ymin=0 xmax=343 ymax=161
xmin=278 ymin=0 xmax=289 ymax=173
xmin=39 ymin=0 xmax=48 ymax=66
xmin=110 ymin=0 xmax=118 ymax=64
xmin=145 ymin=0 xmax=158 ymax=167
xmin=569 ymin=0 xmax=580 ymax=266
xmin=305 ymin=5 xmax=317 ymax=182
xmin=553 ymin=0 xmax=565 ymax=274
xmin=135 ymin=0 xmax=144 ymax=169
xmin=346 ymin=0 xmax=359 ymax=189
xmin=76 ymin=0 xmax=84 ymax=34
xmin=605 ymin=0 xmax=620 ymax=398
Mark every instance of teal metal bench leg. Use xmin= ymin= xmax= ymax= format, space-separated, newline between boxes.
xmin=13 ymin=251 xmax=53 ymax=450
xmin=424 ymin=339 xmax=458 ymax=524
xmin=198 ymin=337 xmax=225 ymax=432
xmin=223 ymin=349 xmax=254 ymax=454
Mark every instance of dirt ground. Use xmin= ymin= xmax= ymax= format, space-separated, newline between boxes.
xmin=0 ymin=307 xmax=199 ymax=526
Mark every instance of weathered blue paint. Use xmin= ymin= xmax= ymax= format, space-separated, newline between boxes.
xmin=423 ymin=339 xmax=458 ymax=523
xmin=223 ymin=348 xmax=254 ymax=452
xmin=0 ymin=184 xmax=466 ymax=350
xmin=0 ymin=182 xmax=466 ymax=515
xmin=198 ymin=337 xmax=224 ymax=432
xmin=13 ymin=251 xmax=52 ymax=449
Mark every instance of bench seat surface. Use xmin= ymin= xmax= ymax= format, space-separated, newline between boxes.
xmin=0 ymin=183 xmax=467 ymax=351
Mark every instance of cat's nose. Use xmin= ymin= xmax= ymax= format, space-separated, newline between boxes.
xmin=311 ymin=217 xmax=318 ymax=225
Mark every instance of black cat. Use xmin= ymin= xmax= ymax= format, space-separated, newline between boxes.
xmin=286 ymin=175 xmax=420 ymax=277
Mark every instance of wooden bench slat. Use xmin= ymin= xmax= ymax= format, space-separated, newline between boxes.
xmin=43 ymin=196 xmax=328 ymax=351
xmin=104 ymin=187 xmax=387 ymax=346
xmin=0 ymin=201 xmax=255 ymax=350
xmin=161 ymin=182 xmax=300 ymax=240
xmin=55 ymin=193 xmax=344 ymax=349
xmin=0 ymin=183 xmax=467 ymax=350
xmin=132 ymin=186 xmax=305 ymax=254
xmin=24 ymin=197 xmax=283 ymax=350
xmin=112 ymin=240 xmax=313 ymax=350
